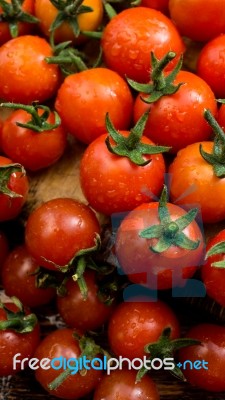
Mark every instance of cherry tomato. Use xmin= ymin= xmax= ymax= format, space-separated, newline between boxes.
xmin=2 ymin=245 xmax=55 ymax=308
xmin=217 ymin=103 xmax=225 ymax=129
xmin=0 ymin=231 xmax=8 ymax=272
xmin=108 ymin=300 xmax=180 ymax=359
xmin=34 ymin=328 xmax=102 ymax=399
xmin=0 ymin=156 xmax=29 ymax=221
xmin=93 ymin=369 xmax=160 ymax=400
xmin=179 ymin=324 xmax=225 ymax=392
xmin=34 ymin=0 xmax=103 ymax=44
xmin=141 ymin=0 xmax=169 ymax=14
xmin=1 ymin=108 xmax=67 ymax=171
xmin=133 ymin=70 xmax=217 ymax=153
xmin=101 ymin=7 xmax=185 ymax=82
xmin=169 ymin=0 xmax=225 ymax=42
xmin=57 ymin=270 xmax=115 ymax=331
xmin=25 ymin=198 xmax=100 ymax=270
xmin=55 ymin=68 xmax=133 ymax=144
xmin=197 ymin=34 xmax=225 ymax=99
xmin=0 ymin=35 xmax=60 ymax=104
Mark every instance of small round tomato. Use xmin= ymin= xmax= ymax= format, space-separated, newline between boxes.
xmin=93 ymin=369 xmax=160 ymax=400
xmin=57 ymin=270 xmax=115 ymax=331
xmin=169 ymin=0 xmax=225 ymax=42
xmin=35 ymin=0 xmax=103 ymax=44
xmin=141 ymin=0 xmax=169 ymax=14
xmin=197 ymin=34 xmax=225 ymax=99
xmin=2 ymin=245 xmax=55 ymax=308
xmin=108 ymin=300 xmax=180 ymax=359
xmin=25 ymin=198 xmax=100 ymax=270
xmin=133 ymin=70 xmax=217 ymax=153
xmin=101 ymin=7 xmax=185 ymax=82
xmin=34 ymin=328 xmax=102 ymax=399
xmin=0 ymin=35 xmax=60 ymax=104
xmin=55 ymin=67 xmax=133 ymax=144
xmin=1 ymin=107 xmax=67 ymax=171
xmin=0 ymin=156 xmax=29 ymax=221
xmin=179 ymin=324 xmax=225 ymax=392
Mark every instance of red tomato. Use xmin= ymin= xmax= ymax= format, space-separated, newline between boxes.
xmin=55 ymin=68 xmax=133 ymax=144
xmin=57 ymin=270 xmax=115 ymax=331
xmin=101 ymin=7 xmax=185 ymax=82
xmin=217 ymin=103 xmax=225 ymax=129
xmin=34 ymin=328 xmax=102 ymax=399
xmin=0 ymin=35 xmax=60 ymax=104
xmin=1 ymin=108 xmax=67 ymax=171
xmin=0 ymin=231 xmax=8 ymax=272
xmin=197 ymin=34 xmax=225 ymax=98
xmin=179 ymin=324 xmax=225 ymax=392
xmin=93 ymin=369 xmax=160 ymax=400
xmin=141 ymin=0 xmax=169 ymax=14
xmin=115 ymin=201 xmax=204 ymax=290
xmin=2 ymin=245 xmax=55 ymax=308
xmin=0 ymin=156 xmax=29 ymax=221
xmin=80 ymin=133 xmax=166 ymax=215
xmin=25 ymin=198 xmax=100 ymax=270
xmin=169 ymin=0 xmax=225 ymax=42
xmin=133 ymin=70 xmax=217 ymax=153
xmin=108 ymin=300 xmax=180 ymax=359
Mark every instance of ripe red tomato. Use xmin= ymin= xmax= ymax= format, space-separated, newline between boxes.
xmin=101 ymin=7 xmax=185 ymax=82
xmin=179 ymin=324 xmax=225 ymax=392
xmin=115 ymin=201 xmax=204 ymax=290
xmin=0 ymin=35 xmax=60 ymax=104
xmin=133 ymin=70 xmax=217 ymax=153
xmin=34 ymin=0 xmax=103 ymax=44
xmin=197 ymin=34 xmax=225 ymax=99
xmin=34 ymin=328 xmax=102 ymax=399
xmin=25 ymin=198 xmax=100 ymax=270
xmin=0 ymin=230 xmax=8 ymax=272
xmin=57 ymin=270 xmax=115 ymax=331
xmin=0 ymin=156 xmax=29 ymax=221
xmin=55 ymin=68 xmax=133 ymax=144
xmin=93 ymin=369 xmax=160 ymax=400
xmin=169 ymin=0 xmax=225 ymax=42
xmin=1 ymin=107 xmax=67 ymax=171
xmin=2 ymin=245 xmax=55 ymax=308
xmin=141 ymin=0 xmax=169 ymax=14
xmin=108 ymin=300 xmax=180 ymax=359
xmin=217 ymin=103 xmax=225 ymax=128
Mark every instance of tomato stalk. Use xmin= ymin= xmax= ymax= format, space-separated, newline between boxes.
xmin=0 ymin=163 xmax=26 ymax=198
xmin=0 ymin=297 xmax=38 ymax=333
xmin=105 ymin=111 xmax=170 ymax=166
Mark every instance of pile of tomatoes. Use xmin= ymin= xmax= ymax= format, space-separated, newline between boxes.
xmin=1 ymin=0 xmax=225 ymax=399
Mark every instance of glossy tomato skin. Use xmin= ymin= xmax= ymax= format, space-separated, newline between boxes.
xmin=2 ymin=245 xmax=55 ymax=308
xmin=115 ymin=202 xmax=204 ymax=290
xmin=0 ymin=35 xmax=60 ymax=104
xmin=108 ymin=300 xmax=180 ymax=359
xmin=25 ymin=198 xmax=100 ymax=270
xmin=197 ymin=35 xmax=225 ymax=98
xmin=133 ymin=71 xmax=217 ymax=153
xmin=169 ymin=0 xmax=225 ymax=42
xmin=93 ymin=369 xmax=160 ymax=400
xmin=0 ymin=302 xmax=40 ymax=377
xmin=0 ymin=156 xmax=29 ymax=221
xmin=169 ymin=142 xmax=225 ymax=223
xmin=179 ymin=324 xmax=225 ymax=392
xmin=80 ymin=133 xmax=166 ymax=215
xmin=0 ymin=0 xmax=36 ymax=46
xmin=57 ymin=270 xmax=115 ymax=331
xmin=201 ymin=230 xmax=225 ymax=307
xmin=55 ymin=68 xmax=133 ymax=144
xmin=141 ymin=0 xmax=169 ymax=14
xmin=1 ymin=109 xmax=67 ymax=171
xmin=34 ymin=328 xmax=102 ymax=399
xmin=101 ymin=7 xmax=185 ymax=83
xmin=35 ymin=0 xmax=103 ymax=44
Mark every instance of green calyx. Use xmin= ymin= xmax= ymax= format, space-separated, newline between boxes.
xmin=49 ymin=0 xmax=93 ymax=38
xmin=200 ymin=109 xmax=225 ymax=178
xmin=136 ymin=327 xmax=201 ymax=382
xmin=139 ymin=186 xmax=200 ymax=253
xmin=205 ymin=241 xmax=225 ymax=268
xmin=0 ymin=296 xmax=38 ymax=333
xmin=0 ymin=0 xmax=39 ymax=38
xmin=0 ymin=163 xmax=26 ymax=198
xmin=105 ymin=111 xmax=170 ymax=166
xmin=127 ymin=51 xmax=183 ymax=104
xmin=0 ymin=102 xmax=61 ymax=133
